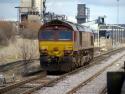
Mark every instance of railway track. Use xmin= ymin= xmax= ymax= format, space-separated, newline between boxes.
xmin=0 ymin=59 xmax=39 ymax=72
xmin=33 ymin=48 xmax=124 ymax=94
xmin=0 ymin=48 xmax=120 ymax=72
xmin=99 ymin=86 xmax=107 ymax=94
xmin=0 ymin=59 xmax=41 ymax=84
xmin=67 ymin=53 xmax=125 ymax=94
xmin=66 ymin=57 xmax=123 ymax=94
xmin=0 ymin=72 xmax=47 ymax=94
xmin=0 ymin=48 xmax=124 ymax=94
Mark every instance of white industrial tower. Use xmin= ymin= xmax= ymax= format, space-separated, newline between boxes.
xmin=18 ymin=0 xmax=44 ymax=22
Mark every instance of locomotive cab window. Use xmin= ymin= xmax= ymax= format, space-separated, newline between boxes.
xmin=39 ymin=30 xmax=55 ymax=40
xmin=58 ymin=31 xmax=72 ymax=40
xmin=39 ymin=29 xmax=72 ymax=41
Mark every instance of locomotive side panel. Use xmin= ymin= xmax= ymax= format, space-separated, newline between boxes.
xmin=73 ymin=31 xmax=94 ymax=51
xmin=73 ymin=31 xmax=80 ymax=51
xmin=81 ymin=32 xmax=94 ymax=49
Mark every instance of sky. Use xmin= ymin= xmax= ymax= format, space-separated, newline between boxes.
xmin=0 ymin=0 xmax=125 ymax=24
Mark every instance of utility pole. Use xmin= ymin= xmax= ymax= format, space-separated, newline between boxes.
xmin=117 ymin=0 xmax=120 ymax=46
xmin=117 ymin=0 xmax=120 ymax=24
xmin=97 ymin=16 xmax=106 ymax=51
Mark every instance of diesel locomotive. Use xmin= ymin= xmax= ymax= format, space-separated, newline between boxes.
xmin=38 ymin=20 xmax=94 ymax=72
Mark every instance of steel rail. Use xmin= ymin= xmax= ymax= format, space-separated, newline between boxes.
xmin=99 ymin=86 xmax=107 ymax=94
xmin=22 ymin=48 xmax=124 ymax=94
xmin=66 ymin=55 xmax=124 ymax=94
xmin=0 ymin=72 xmax=46 ymax=94
xmin=0 ymin=48 xmax=124 ymax=94
xmin=0 ymin=59 xmax=39 ymax=72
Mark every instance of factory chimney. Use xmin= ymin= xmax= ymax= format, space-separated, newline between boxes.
xmin=76 ymin=4 xmax=90 ymax=24
xmin=31 ymin=0 xmax=35 ymax=8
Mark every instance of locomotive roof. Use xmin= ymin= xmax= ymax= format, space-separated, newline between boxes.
xmin=44 ymin=20 xmax=92 ymax=32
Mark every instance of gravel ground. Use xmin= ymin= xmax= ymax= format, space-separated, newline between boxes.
xmin=75 ymin=56 xmax=125 ymax=94
xmin=33 ymin=50 xmax=125 ymax=94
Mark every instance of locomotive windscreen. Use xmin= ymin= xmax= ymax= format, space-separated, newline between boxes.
xmin=39 ymin=30 xmax=72 ymax=41
xmin=39 ymin=30 xmax=54 ymax=40
xmin=58 ymin=31 xmax=72 ymax=40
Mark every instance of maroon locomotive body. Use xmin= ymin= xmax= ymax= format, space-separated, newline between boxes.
xmin=38 ymin=20 xmax=94 ymax=72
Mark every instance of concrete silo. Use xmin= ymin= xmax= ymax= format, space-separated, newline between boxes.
xmin=18 ymin=0 xmax=43 ymax=23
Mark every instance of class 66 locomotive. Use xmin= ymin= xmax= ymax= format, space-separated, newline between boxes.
xmin=38 ymin=20 xmax=94 ymax=72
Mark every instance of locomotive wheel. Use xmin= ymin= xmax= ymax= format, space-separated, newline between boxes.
xmin=61 ymin=56 xmax=73 ymax=72
xmin=80 ymin=56 xmax=85 ymax=66
xmin=88 ymin=54 xmax=93 ymax=61
xmin=40 ymin=56 xmax=48 ymax=66
xmin=63 ymin=63 xmax=71 ymax=72
xmin=87 ymin=52 xmax=93 ymax=62
xmin=73 ymin=56 xmax=81 ymax=68
xmin=79 ymin=55 xmax=84 ymax=67
xmin=84 ymin=56 xmax=89 ymax=65
xmin=73 ymin=57 xmax=78 ymax=68
xmin=76 ymin=56 xmax=81 ymax=67
xmin=71 ymin=58 xmax=76 ymax=70
xmin=90 ymin=52 xmax=94 ymax=61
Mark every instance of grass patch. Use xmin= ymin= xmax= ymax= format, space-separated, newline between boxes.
xmin=0 ymin=46 xmax=4 ymax=50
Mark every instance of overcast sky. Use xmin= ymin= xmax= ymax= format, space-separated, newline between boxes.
xmin=0 ymin=0 xmax=125 ymax=24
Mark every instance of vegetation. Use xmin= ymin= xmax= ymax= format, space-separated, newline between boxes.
xmin=0 ymin=21 xmax=16 ymax=46
xmin=19 ymin=22 xmax=41 ymax=39
xmin=18 ymin=40 xmax=38 ymax=75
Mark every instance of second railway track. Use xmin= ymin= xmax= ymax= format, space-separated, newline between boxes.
xmin=67 ymin=54 xmax=125 ymax=94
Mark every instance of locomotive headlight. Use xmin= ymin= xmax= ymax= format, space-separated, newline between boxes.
xmin=40 ymin=49 xmax=48 ymax=54
xmin=40 ymin=47 xmax=48 ymax=55
xmin=64 ymin=50 xmax=72 ymax=55
xmin=64 ymin=46 xmax=73 ymax=50
xmin=64 ymin=46 xmax=73 ymax=56
xmin=53 ymin=47 xmax=59 ymax=51
xmin=52 ymin=47 xmax=62 ymax=57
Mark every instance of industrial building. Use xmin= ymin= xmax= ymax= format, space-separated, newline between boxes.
xmin=18 ymin=0 xmax=44 ymax=23
xmin=76 ymin=4 xmax=90 ymax=24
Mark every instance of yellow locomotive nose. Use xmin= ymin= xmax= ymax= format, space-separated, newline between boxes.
xmin=51 ymin=47 xmax=62 ymax=57
xmin=53 ymin=47 xmax=59 ymax=51
xmin=39 ymin=41 xmax=73 ymax=57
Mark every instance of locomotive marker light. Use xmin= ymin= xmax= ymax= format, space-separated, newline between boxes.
xmin=54 ymin=26 xmax=58 ymax=29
